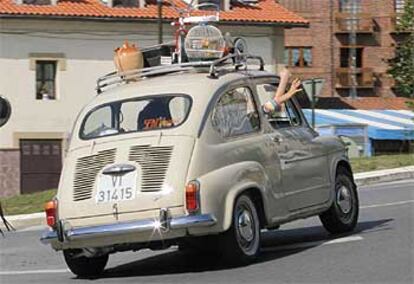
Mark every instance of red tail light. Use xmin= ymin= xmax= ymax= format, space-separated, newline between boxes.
xmin=44 ymin=199 xmax=57 ymax=228
xmin=185 ymin=181 xmax=200 ymax=213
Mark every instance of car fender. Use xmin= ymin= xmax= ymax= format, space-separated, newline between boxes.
xmin=188 ymin=161 xmax=269 ymax=235
xmin=327 ymin=153 xmax=355 ymax=204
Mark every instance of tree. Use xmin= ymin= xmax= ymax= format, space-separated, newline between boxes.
xmin=388 ymin=0 xmax=414 ymax=98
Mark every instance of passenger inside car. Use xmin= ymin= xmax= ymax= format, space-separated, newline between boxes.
xmin=137 ymin=98 xmax=173 ymax=130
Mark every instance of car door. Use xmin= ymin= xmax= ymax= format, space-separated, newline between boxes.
xmin=209 ymin=83 xmax=289 ymax=219
xmin=255 ymin=80 xmax=331 ymax=211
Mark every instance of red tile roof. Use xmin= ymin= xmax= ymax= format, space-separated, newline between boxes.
xmin=0 ymin=0 xmax=308 ymax=25
xmin=315 ymin=97 xmax=414 ymax=110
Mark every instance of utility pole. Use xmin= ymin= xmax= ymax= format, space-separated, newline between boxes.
xmin=311 ymin=79 xmax=316 ymax=128
xmin=157 ymin=0 xmax=163 ymax=44
xmin=348 ymin=0 xmax=358 ymax=99
xmin=302 ymin=79 xmax=325 ymax=129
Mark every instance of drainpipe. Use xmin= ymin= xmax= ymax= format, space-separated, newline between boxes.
xmin=330 ymin=0 xmax=335 ymax=97
xmin=157 ymin=0 xmax=163 ymax=44
xmin=138 ymin=0 xmax=146 ymax=8
xmin=222 ymin=0 xmax=231 ymax=11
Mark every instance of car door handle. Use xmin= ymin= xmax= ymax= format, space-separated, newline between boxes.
xmin=273 ymin=136 xmax=283 ymax=143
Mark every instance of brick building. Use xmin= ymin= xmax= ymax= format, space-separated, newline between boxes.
xmin=279 ymin=0 xmax=413 ymax=100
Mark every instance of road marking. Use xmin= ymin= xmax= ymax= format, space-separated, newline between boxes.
xmin=361 ymin=200 xmax=414 ymax=209
xmin=262 ymin=235 xmax=363 ymax=253
xmin=323 ymin=236 xmax=363 ymax=244
xmin=0 ymin=269 xmax=70 ymax=276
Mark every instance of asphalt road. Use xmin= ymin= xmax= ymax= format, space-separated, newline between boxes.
xmin=1 ymin=179 xmax=413 ymax=284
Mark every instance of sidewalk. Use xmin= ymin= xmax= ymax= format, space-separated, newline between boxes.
xmin=1 ymin=166 xmax=413 ymax=231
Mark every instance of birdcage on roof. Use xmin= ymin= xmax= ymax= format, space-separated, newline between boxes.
xmin=184 ymin=25 xmax=225 ymax=61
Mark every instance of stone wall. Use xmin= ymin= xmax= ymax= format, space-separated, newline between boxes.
xmin=0 ymin=149 xmax=20 ymax=197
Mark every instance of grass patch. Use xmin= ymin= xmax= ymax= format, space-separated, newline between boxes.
xmin=0 ymin=189 xmax=57 ymax=216
xmin=351 ymin=154 xmax=414 ymax=173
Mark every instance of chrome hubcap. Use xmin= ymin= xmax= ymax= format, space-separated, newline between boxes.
xmin=337 ymin=185 xmax=352 ymax=214
xmin=238 ymin=209 xmax=254 ymax=242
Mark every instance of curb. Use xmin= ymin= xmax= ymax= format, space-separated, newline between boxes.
xmin=1 ymin=166 xmax=414 ymax=231
xmin=354 ymin=166 xmax=414 ymax=187
xmin=0 ymin=212 xmax=45 ymax=231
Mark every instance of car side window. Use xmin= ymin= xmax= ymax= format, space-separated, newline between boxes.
xmin=211 ymin=87 xmax=260 ymax=138
xmin=284 ymin=100 xmax=302 ymax=127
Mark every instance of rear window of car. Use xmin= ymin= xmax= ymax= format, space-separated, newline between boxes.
xmin=80 ymin=95 xmax=192 ymax=139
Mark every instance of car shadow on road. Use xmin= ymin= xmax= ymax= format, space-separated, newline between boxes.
xmin=91 ymin=218 xmax=393 ymax=280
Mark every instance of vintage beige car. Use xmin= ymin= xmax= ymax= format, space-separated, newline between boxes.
xmin=41 ymin=55 xmax=359 ymax=277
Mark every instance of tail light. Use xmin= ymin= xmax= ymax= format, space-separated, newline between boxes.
xmin=185 ymin=181 xmax=200 ymax=214
xmin=44 ymin=199 xmax=58 ymax=228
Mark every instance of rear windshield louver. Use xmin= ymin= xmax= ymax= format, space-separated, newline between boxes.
xmin=129 ymin=145 xmax=173 ymax=192
xmin=73 ymin=149 xmax=116 ymax=201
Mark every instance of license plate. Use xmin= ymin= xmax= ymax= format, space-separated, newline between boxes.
xmin=95 ymin=171 xmax=137 ymax=204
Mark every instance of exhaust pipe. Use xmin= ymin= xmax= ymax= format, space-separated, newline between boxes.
xmin=159 ymin=208 xmax=170 ymax=233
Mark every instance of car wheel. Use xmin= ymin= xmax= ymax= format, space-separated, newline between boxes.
xmin=220 ymin=194 xmax=261 ymax=263
xmin=63 ymin=249 xmax=108 ymax=278
xmin=320 ymin=168 xmax=359 ymax=234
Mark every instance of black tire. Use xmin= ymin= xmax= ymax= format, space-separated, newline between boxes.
xmin=219 ymin=194 xmax=261 ymax=263
xmin=320 ymin=168 xmax=359 ymax=234
xmin=63 ymin=249 xmax=108 ymax=278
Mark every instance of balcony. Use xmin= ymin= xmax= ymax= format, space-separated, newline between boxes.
xmin=336 ymin=68 xmax=374 ymax=88
xmin=390 ymin=14 xmax=414 ymax=34
xmin=335 ymin=13 xmax=375 ymax=34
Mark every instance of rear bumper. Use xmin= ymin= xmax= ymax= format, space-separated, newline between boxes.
xmin=40 ymin=213 xmax=216 ymax=246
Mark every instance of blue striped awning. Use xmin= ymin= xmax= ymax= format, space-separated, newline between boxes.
xmin=302 ymin=109 xmax=414 ymax=140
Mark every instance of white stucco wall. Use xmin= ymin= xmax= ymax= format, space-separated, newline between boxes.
xmin=0 ymin=18 xmax=285 ymax=149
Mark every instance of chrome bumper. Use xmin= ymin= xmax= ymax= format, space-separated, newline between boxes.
xmin=40 ymin=213 xmax=216 ymax=245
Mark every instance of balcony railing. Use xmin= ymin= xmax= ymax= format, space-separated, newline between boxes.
xmin=335 ymin=13 xmax=375 ymax=33
xmin=336 ymin=68 xmax=374 ymax=88
xmin=390 ymin=14 xmax=414 ymax=33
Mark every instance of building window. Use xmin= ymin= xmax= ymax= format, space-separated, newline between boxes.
xmin=112 ymin=0 xmax=137 ymax=7
xmin=22 ymin=0 xmax=51 ymax=5
xmin=36 ymin=61 xmax=57 ymax=100
xmin=394 ymin=0 xmax=405 ymax=13
xmin=340 ymin=47 xmax=363 ymax=68
xmin=339 ymin=0 xmax=362 ymax=13
xmin=278 ymin=0 xmax=313 ymax=12
xmin=284 ymin=47 xmax=312 ymax=67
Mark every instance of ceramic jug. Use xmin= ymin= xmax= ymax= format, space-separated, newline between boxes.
xmin=114 ymin=40 xmax=143 ymax=73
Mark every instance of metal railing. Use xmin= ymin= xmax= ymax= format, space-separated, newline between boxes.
xmin=336 ymin=67 xmax=374 ymax=88
xmin=335 ymin=12 xmax=375 ymax=33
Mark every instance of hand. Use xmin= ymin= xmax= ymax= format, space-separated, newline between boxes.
xmin=274 ymin=78 xmax=302 ymax=105
xmin=288 ymin=78 xmax=302 ymax=96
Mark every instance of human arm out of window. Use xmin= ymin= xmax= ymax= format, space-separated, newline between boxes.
xmin=263 ymin=77 xmax=302 ymax=114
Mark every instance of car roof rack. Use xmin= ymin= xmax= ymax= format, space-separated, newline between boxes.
xmin=96 ymin=53 xmax=264 ymax=94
